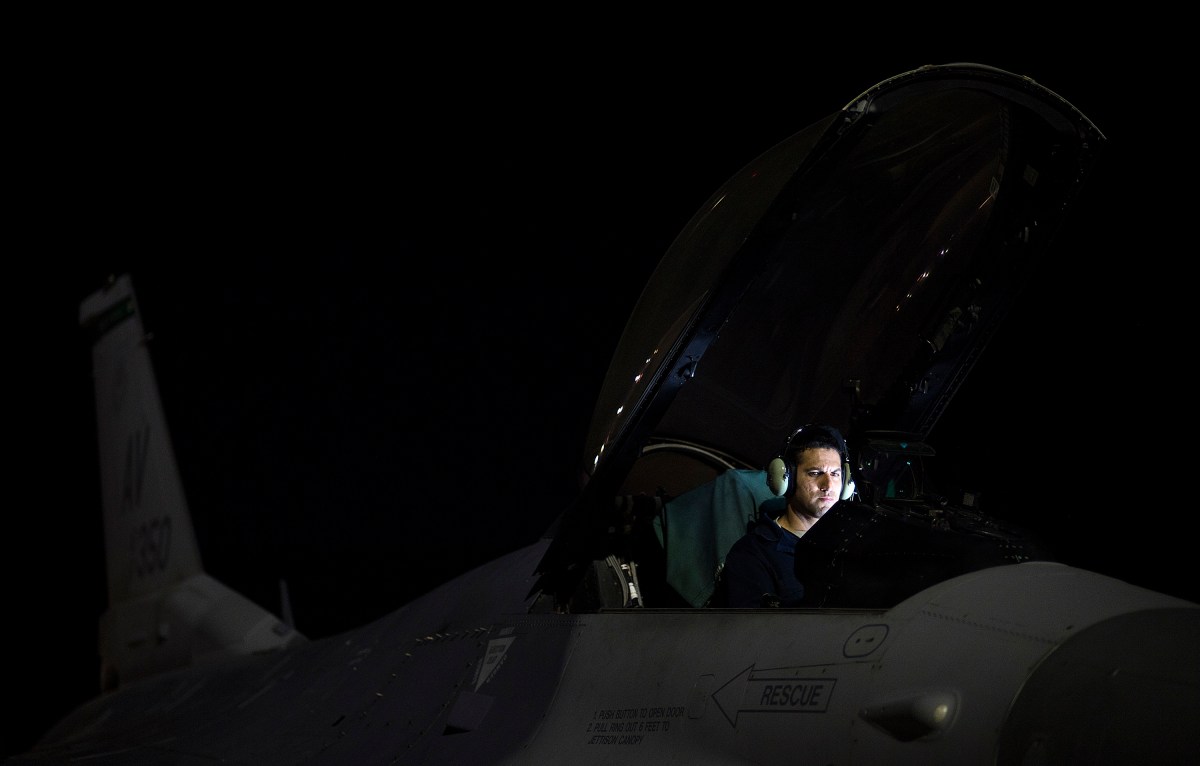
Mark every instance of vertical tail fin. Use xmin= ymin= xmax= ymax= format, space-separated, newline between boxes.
xmin=79 ymin=274 xmax=304 ymax=691
xmin=79 ymin=274 xmax=203 ymax=604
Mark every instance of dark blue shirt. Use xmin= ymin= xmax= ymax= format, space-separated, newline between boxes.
xmin=723 ymin=511 xmax=805 ymax=607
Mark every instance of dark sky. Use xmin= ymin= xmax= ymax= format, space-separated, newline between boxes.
xmin=7 ymin=42 xmax=1190 ymax=758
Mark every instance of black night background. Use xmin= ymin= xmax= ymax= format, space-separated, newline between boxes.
xmin=5 ymin=30 xmax=1190 ymax=758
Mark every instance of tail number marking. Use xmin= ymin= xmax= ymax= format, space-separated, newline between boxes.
xmin=132 ymin=516 xmax=172 ymax=577
xmin=122 ymin=423 xmax=172 ymax=576
xmin=121 ymin=425 xmax=150 ymax=516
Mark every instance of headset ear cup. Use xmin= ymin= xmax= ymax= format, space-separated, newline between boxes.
xmin=840 ymin=461 xmax=855 ymax=500
xmin=767 ymin=457 xmax=789 ymax=497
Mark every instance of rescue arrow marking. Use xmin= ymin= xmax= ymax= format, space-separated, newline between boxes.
xmin=712 ymin=665 xmax=837 ymax=727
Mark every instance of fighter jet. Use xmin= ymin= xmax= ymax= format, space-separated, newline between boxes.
xmin=11 ymin=62 xmax=1198 ymax=765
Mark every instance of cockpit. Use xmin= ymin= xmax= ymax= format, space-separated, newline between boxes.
xmin=528 ymin=64 xmax=1105 ymax=614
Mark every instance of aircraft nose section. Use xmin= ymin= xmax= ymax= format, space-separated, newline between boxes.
xmin=998 ymin=607 xmax=1200 ymax=765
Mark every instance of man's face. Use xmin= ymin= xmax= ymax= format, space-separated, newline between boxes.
xmin=789 ymin=446 xmax=844 ymax=519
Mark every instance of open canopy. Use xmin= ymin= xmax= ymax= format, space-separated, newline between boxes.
xmin=535 ymin=63 xmax=1105 ymax=607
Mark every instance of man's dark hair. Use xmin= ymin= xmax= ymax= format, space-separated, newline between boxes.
xmin=784 ymin=425 xmax=847 ymax=464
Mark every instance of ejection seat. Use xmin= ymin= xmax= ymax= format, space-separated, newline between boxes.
xmin=651 ymin=468 xmax=783 ymax=608
xmin=568 ymin=441 xmax=778 ymax=611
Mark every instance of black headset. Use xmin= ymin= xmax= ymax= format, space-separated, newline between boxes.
xmin=766 ymin=424 xmax=855 ymax=500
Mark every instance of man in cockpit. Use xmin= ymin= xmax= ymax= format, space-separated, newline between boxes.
xmin=721 ymin=424 xmax=850 ymax=608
